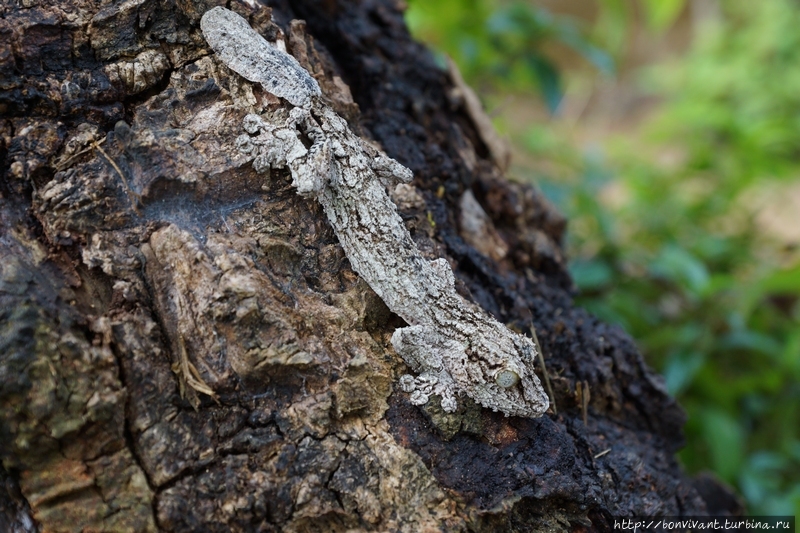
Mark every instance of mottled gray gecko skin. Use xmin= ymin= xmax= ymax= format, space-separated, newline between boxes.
xmin=201 ymin=7 xmax=549 ymax=417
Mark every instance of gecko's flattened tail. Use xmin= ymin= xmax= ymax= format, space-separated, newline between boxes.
xmin=200 ymin=7 xmax=321 ymax=108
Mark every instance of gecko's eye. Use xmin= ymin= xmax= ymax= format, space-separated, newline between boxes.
xmin=495 ymin=369 xmax=520 ymax=389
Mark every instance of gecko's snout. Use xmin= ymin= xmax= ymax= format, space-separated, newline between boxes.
xmin=495 ymin=368 xmax=520 ymax=389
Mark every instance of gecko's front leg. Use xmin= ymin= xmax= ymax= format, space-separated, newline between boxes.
xmin=237 ymin=110 xmax=333 ymax=196
xmin=393 ymin=325 xmax=463 ymax=413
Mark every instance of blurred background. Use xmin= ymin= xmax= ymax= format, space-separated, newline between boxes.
xmin=406 ymin=0 xmax=800 ymax=516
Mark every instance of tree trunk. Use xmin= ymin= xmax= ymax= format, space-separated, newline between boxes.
xmin=0 ymin=0 xmax=741 ymax=531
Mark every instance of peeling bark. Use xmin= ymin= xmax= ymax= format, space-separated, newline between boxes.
xmin=0 ymin=0 xmax=742 ymax=532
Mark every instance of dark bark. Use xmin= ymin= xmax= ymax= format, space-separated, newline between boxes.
xmin=0 ymin=0 xmax=741 ymax=531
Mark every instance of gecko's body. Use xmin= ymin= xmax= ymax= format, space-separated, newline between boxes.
xmin=201 ymin=7 xmax=549 ymax=417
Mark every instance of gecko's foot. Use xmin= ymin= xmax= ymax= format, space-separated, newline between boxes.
xmin=439 ymin=394 xmax=458 ymax=413
xmin=398 ymin=372 xmax=458 ymax=413
xmin=393 ymin=325 xmax=464 ymax=413
xmin=399 ymin=374 xmax=417 ymax=393
xmin=410 ymin=390 xmax=429 ymax=406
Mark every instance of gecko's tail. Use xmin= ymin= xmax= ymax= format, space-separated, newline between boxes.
xmin=200 ymin=7 xmax=322 ymax=108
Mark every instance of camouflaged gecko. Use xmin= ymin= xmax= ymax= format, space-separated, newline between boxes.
xmin=200 ymin=7 xmax=549 ymax=417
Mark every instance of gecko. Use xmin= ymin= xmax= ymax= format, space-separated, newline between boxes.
xmin=200 ymin=6 xmax=549 ymax=418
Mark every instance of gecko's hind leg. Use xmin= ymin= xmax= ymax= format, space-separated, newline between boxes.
xmin=286 ymin=108 xmax=333 ymax=195
xmin=236 ymin=111 xmax=331 ymax=195
xmin=237 ymin=113 xmax=308 ymax=175
xmin=393 ymin=324 xmax=463 ymax=413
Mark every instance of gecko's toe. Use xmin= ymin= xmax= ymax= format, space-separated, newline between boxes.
xmin=243 ymin=114 xmax=264 ymax=134
xmin=399 ymin=374 xmax=416 ymax=392
xmin=410 ymin=390 xmax=429 ymax=406
xmin=440 ymin=395 xmax=458 ymax=413
xmin=236 ymin=134 xmax=254 ymax=154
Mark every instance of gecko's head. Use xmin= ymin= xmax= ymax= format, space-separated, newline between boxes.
xmin=453 ymin=333 xmax=550 ymax=418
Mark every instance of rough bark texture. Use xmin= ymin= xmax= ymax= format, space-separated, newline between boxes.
xmin=0 ymin=0 xmax=741 ymax=532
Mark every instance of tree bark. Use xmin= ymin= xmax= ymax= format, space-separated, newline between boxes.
xmin=0 ymin=0 xmax=741 ymax=531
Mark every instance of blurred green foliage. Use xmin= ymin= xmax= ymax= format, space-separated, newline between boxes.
xmin=407 ymin=0 xmax=800 ymax=516
xmin=406 ymin=0 xmax=612 ymax=111
xmin=595 ymin=0 xmax=688 ymax=46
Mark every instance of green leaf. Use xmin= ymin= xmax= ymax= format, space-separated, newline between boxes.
xmin=740 ymin=264 xmax=800 ymax=319
xmin=663 ymin=350 xmax=705 ymax=395
xmin=756 ymin=265 xmax=800 ymax=293
xmin=525 ymin=55 xmax=563 ymax=113
xmin=701 ymin=408 xmax=745 ymax=482
xmin=570 ymin=259 xmax=613 ymax=290
xmin=719 ymin=330 xmax=783 ymax=358
xmin=642 ymin=0 xmax=687 ymax=32
xmin=594 ymin=0 xmax=630 ymax=56
xmin=649 ymin=244 xmax=710 ymax=296
xmin=739 ymin=451 xmax=799 ymax=515
xmin=556 ymin=25 xmax=615 ymax=74
xmin=779 ymin=332 xmax=800 ymax=378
